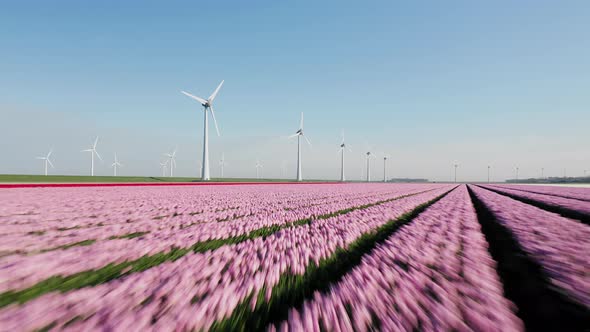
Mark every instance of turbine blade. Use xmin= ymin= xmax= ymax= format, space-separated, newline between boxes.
xmin=47 ymin=148 xmax=53 ymax=158
xmin=181 ymin=91 xmax=208 ymax=105
xmin=210 ymin=106 xmax=221 ymax=136
xmin=299 ymin=112 xmax=304 ymax=130
xmin=94 ymin=150 xmax=103 ymax=161
xmin=288 ymin=133 xmax=299 ymax=139
xmin=93 ymin=136 xmax=99 ymax=149
xmin=304 ymin=135 xmax=312 ymax=146
xmin=208 ymin=80 xmax=224 ymax=102
xmin=36 ymin=157 xmax=45 ymax=159
xmin=82 ymin=149 xmax=92 ymax=152
xmin=47 ymin=159 xmax=54 ymax=168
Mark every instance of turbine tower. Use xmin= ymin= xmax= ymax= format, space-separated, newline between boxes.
xmin=111 ymin=153 xmax=122 ymax=176
xmin=181 ymin=80 xmax=224 ymax=181
xmin=81 ymin=137 xmax=102 ymax=176
xmin=453 ymin=164 xmax=458 ymax=183
xmin=288 ymin=112 xmax=311 ymax=181
xmin=164 ymin=148 xmax=177 ymax=177
xmin=338 ymin=130 xmax=351 ymax=182
xmin=159 ymin=160 xmax=168 ymax=177
xmin=487 ymin=165 xmax=491 ymax=183
xmin=219 ymin=153 xmax=228 ymax=178
xmin=36 ymin=148 xmax=54 ymax=176
xmin=365 ymin=151 xmax=375 ymax=182
xmin=382 ymin=153 xmax=390 ymax=182
xmin=255 ymin=159 xmax=263 ymax=179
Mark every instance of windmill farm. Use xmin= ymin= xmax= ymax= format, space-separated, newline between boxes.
xmin=25 ymin=80 xmax=397 ymax=183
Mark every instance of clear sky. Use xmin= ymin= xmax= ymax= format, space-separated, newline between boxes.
xmin=1 ymin=0 xmax=589 ymax=181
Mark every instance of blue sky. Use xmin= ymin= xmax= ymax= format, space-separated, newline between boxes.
xmin=1 ymin=0 xmax=589 ymax=181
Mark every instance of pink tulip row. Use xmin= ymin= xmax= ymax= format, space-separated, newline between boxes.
xmin=481 ymin=185 xmax=590 ymax=216
xmin=470 ymin=185 xmax=590 ymax=307
xmin=274 ymin=185 xmax=523 ymax=332
xmin=0 ymin=186 xmax=400 ymax=244
xmin=0 ymin=186 xmax=453 ymax=331
xmin=0 ymin=184 xmax=447 ymax=292
xmin=492 ymin=184 xmax=590 ymax=201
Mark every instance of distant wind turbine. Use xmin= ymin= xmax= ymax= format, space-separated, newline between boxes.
xmin=81 ymin=137 xmax=102 ymax=176
xmin=219 ymin=153 xmax=228 ymax=178
xmin=111 ymin=153 xmax=122 ymax=176
xmin=255 ymin=159 xmax=263 ymax=179
xmin=515 ymin=166 xmax=519 ymax=180
xmin=338 ymin=130 xmax=351 ymax=182
xmin=288 ymin=112 xmax=311 ymax=182
xmin=365 ymin=151 xmax=376 ymax=182
xmin=164 ymin=148 xmax=177 ymax=177
xmin=453 ymin=163 xmax=458 ymax=183
xmin=159 ymin=160 xmax=168 ymax=177
xmin=487 ymin=165 xmax=491 ymax=183
xmin=382 ymin=153 xmax=390 ymax=182
xmin=181 ymin=80 xmax=224 ymax=181
xmin=36 ymin=148 xmax=54 ymax=176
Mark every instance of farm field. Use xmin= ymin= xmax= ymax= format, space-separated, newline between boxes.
xmin=0 ymin=183 xmax=589 ymax=331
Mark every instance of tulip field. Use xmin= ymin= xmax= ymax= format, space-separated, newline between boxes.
xmin=0 ymin=183 xmax=589 ymax=331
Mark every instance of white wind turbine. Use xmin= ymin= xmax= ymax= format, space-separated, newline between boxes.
xmin=36 ymin=148 xmax=54 ymax=176
xmin=338 ymin=130 xmax=352 ymax=182
xmin=255 ymin=159 xmax=263 ymax=179
xmin=181 ymin=80 xmax=224 ymax=181
xmin=288 ymin=112 xmax=311 ymax=181
xmin=81 ymin=137 xmax=102 ymax=176
xmin=365 ymin=152 xmax=375 ymax=182
xmin=219 ymin=153 xmax=228 ymax=178
xmin=381 ymin=153 xmax=391 ymax=182
xmin=159 ymin=160 xmax=168 ymax=177
xmin=164 ymin=148 xmax=177 ymax=177
xmin=111 ymin=153 xmax=122 ymax=176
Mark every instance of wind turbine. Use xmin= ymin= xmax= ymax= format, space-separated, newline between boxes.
xmin=164 ymin=148 xmax=177 ymax=177
xmin=111 ymin=153 xmax=122 ymax=176
xmin=382 ymin=153 xmax=390 ymax=182
xmin=255 ymin=159 xmax=263 ymax=179
xmin=219 ymin=153 xmax=228 ymax=178
xmin=81 ymin=137 xmax=102 ymax=176
xmin=487 ymin=165 xmax=491 ymax=183
xmin=159 ymin=160 xmax=168 ymax=177
xmin=36 ymin=148 xmax=54 ymax=176
xmin=515 ymin=166 xmax=519 ymax=180
xmin=453 ymin=163 xmax=458 ymax=183
xmin=365 ymin=151 xmax=376 ymax=182
xmin=338 ymin=130 xmax=351 ymax=182
xmin=181 ymin=80 xmax=224 ymax=181
xmin=288 ymin=112 xmax=311 ymax=182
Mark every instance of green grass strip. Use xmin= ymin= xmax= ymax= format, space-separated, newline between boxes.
xmin=209 ymin=188 xmax=455 ymax=331
xmin=0 ymin=189 xmax=436 ymax=308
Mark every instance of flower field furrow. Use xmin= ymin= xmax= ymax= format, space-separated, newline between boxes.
xmin=470 ymin=185 xmax=590 ymax=307
xmin=481 ymin=185 xmax=590 ymax=217
xmin=0 ymin=187 xmax=453 ymax=331
xmin=493 ymin=184 xmax=590 ymax=201
xmin=273 ymin=185 xmax=522 ymax=331
xmin=0 ymin=186 xmax=444 ymax=293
